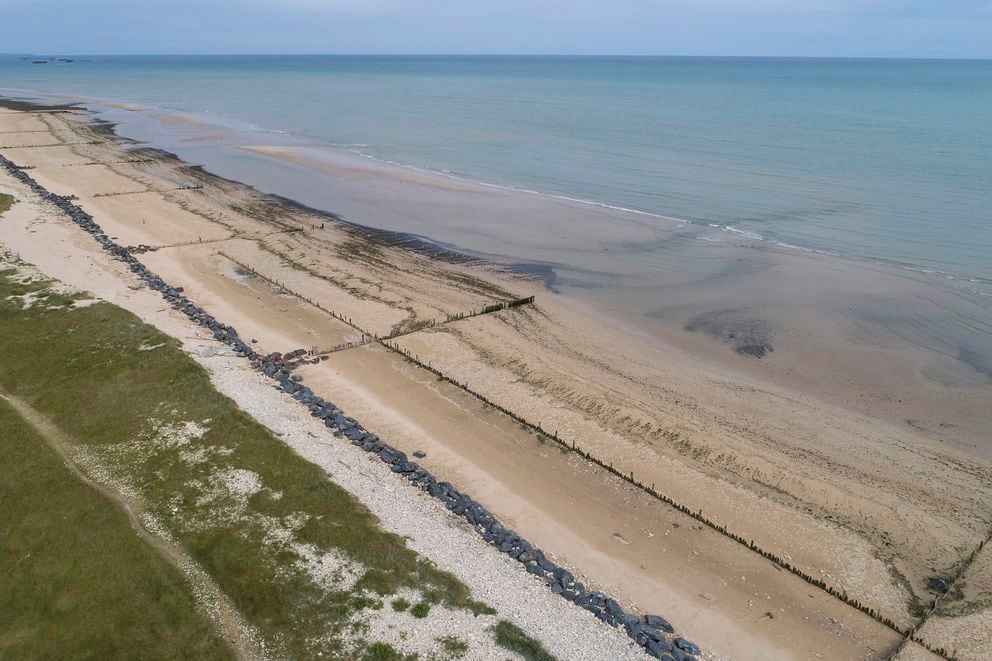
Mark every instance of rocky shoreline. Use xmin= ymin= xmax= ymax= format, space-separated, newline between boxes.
xmin=0 ymin=153 xmax=700 ymax=661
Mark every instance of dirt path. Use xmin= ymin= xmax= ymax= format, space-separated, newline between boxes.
xmin=0 ymin=389 xmax=265 ymax=661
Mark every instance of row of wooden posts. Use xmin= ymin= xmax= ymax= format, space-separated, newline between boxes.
xmin=213 ymin=251 xmax=963 ymax=659
xmin=382 ymin=338 xmax=969 ymax=661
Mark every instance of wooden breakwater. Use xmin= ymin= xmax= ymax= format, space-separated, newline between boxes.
xmin=208 ymin=250 xmax=954 ymax=657
xmin=0 ymin=146 xmax=960 ymax=659
xmin=216 ymin=251 xmax=378 ymax=338
xmin=446 ymin=295 xmax=535 ymax=322
xmin=61 ymin=158 xmax=156 ymax=167
xmin=381 ymin=339 xmax=962 ymax=659
xmin=218 ymin=250 xmax=536 ymax=344
xmin=311 ymin=339 xmax=372 ymax=356
xmin=0 ymin=140 xmax=99 ymax=149
xmin=380 ymin=295 xmax=536 ymax=340
xmin=212 ymin=247 xmax=955 ymax=655
xmin=885 ymin=534 xmax=989 ymax=660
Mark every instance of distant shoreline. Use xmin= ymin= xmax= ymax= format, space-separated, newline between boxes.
xmin=4 ymin=52 xmax=992 ymax=62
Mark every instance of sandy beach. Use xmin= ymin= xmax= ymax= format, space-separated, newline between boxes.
xmin=1 ymin=104 xmax=989 ymax=660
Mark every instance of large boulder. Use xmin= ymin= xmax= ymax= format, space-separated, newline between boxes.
xmin=620 ymin=613 xmax=639 ymax=627
xmin=641 ymin=626 xmax=665 ymax=642
xmin=644 ymin=614 xmax=674 ymax=633
xmin=674 ymin=638 xmax=700 ymax=655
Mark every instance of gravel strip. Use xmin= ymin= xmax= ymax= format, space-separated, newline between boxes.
xmin=0 ymin=162 xmax=652 ymax=659
xmin=201 ymin=349 xmax=648 ymax=660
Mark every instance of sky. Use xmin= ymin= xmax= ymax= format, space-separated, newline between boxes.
xmin=2 ymin=0 xmax=990 ymax=59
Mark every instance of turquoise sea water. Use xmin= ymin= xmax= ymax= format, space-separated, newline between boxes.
xmin=1 ymin=55 xmax=990 ymax=286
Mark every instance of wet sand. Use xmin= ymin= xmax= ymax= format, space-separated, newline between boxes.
xmin=390 ymin=297 xmax=991 ymax=630
xmin=915 ymin=539 xmax=992 ymax=658
xmin=296 ymin=344 xmax=901 ymax=658
xmin=228 ymin=144 xmax=992 ymax=458
xmin=2 ymin=104 xmax=991 ymax=659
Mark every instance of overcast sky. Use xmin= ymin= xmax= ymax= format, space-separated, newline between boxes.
xmin=3 ymin=0 xmax=990 ymax=59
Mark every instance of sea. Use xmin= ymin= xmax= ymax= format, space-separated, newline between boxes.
xmin=1 ymin=54 xmax=990 ymax=289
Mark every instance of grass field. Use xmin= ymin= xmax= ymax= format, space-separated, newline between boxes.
xmin=0 ymin=253 xmax=499 ymax=657
xmin=0 ymin=397 xmax=233 ymax=660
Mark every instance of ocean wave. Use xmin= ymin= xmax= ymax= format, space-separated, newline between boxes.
xmin=722 ymin=225 xmax=764 ymax=241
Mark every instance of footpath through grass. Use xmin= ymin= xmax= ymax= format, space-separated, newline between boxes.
xmin=0 ymin=397 xmax=233 ymax=659
xmin=0 ymin=257 xmax=490 ymax=657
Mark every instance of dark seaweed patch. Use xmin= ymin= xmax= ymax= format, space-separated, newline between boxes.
xmin=510 ymin=263 xmax=559 ymax=292
xmin=734 ymin=343 xmax=771 ymax=358
xmin=684 ymin=309 xmax=775 ymax=358
xmin=0 ymin=96 xmax=81 ymax=113
xmin=958 ymin=347 xmax=992 ymax=382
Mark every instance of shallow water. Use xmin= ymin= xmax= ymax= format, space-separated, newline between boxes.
xmin=1 ymin=55 xmax=990 ymax=448
xmin=2 ymin=55 xmax=990 ymax=286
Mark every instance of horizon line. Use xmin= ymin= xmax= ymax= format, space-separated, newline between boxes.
xmin=4 ymin=52 xmax=991 ymax=62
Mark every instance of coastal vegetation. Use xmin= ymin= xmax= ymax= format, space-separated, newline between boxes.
xmin=0 ymin=193 xmax=13 ymax=215
xmin=0 ymin=398 xmax=232 ymax=660
xmin=437 ymin=635 xmax=469 ymax=656
xmin=360 ymin=642 xmax=416 ymax=661
xmin=491 ymin=621 xmax=556 ymax=661
xmin=0 ymin=256 xmax=493 ymax=658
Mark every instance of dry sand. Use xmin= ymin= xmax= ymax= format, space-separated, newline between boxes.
xmin=293 ymin=344 xmax=900 ymax=658
xmin=2 ymin=106 xmax=990 ymax=660
xmin=0 ymin=169 xmax=647 ymax=661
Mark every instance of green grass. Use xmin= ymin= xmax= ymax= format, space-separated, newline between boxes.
xmin=0 ymin=193 xmax=13 ymax=216
xmin=437 ymin=635 xmax=469 ymax=656
xmin=0 ymin=399 xmax=233 ymax=660
xmin=391 ymin=597 xmax=411 ymax=612
xmin=0 ymin=261 xmax=491 ymax=656
xmin=410 ymin=602 xmax=431 ymax=619
xmin=491 ymin=621 xmax=557 ymax=661
xmin=468 ymin=601 xmax=498 ymax=616
xmin=351 ymin=595 xmax=385 ymax=611
xmin=361 ymin=642 xmax=417 ymax=661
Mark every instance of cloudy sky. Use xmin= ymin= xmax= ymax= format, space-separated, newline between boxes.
xmin=3 ymin=0 xmax=990 ymax=58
